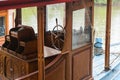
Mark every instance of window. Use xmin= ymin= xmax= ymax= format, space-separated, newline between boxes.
xmin=46 ymin=3 xmax=65 ymax=31
xmin=45 ymin=3 xmax=66 ymax=50
xmin=72 ymin=9 xmax=91 ymax=49
xmin=22 ymin=7 xmax=37 ymax=33
xmin=0 ymin=17 xmax=5 ymax=36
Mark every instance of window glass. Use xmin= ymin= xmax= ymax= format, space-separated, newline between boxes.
xmin=0 ymin=17 xmax=5 ymax=36
xmin=46 ymin=3 xmax=65 ymax=31
xmin=45 ymin=3 xmax=65 ymax=51
xmin=22 ymin=7 xmax=37 ymax=33
xmin=72 ymin=9 xmax=91 ymax=49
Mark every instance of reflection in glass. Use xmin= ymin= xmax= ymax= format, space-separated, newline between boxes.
xmin=72 ymin=9 xmax=91 ymax=49
xmin=0 ymin=17 xmax=5 ymax=36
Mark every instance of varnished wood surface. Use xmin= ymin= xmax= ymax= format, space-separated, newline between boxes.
xmin=71 ymin=43 xmax=92 ymax=80
xmin=105 ymin=0 xmax=112 ymax=70
xmin=37 ymin=6 xmax=45 ymax=80
xmin=0 ymin=46 xmax=61 ymax=61
xmin=0 ymin=46 xmax=62 ymax=80
xmin=15 ymin=52 xmax=68 ymax=80
xmin=0 ymin=49 xmax=37 ymax=62
xmin=0 ymin=49 xmax=38 ymax=80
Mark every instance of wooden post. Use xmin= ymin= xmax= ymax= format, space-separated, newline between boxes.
xmin=37 ymin=6 xmax=45 ymax=80
xmin=64 ymin=3 xmax=72 ymax=80
xmin=91 ymin=0 xmax=94 ymax=44
xmin=91 ymin=0 xmax=94 ymax=77
xmin=15 ymin=8 xmax=21 ymax=27
xmin=105 ymin=0 xmax=112 ymax=70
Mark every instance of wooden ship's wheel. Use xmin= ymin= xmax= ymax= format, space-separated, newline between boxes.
xmin=51 ymin=18 xmax=65 ymax=50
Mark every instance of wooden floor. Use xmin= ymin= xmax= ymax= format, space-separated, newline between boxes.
xmin=93 ymin=44 xmax=120 ymax=80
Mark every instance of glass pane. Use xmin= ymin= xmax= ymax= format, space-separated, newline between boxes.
xmin=22 ymin=7 xmax=37 ymax=33
xmin=45 ymin=3 xmax=65 ymax=51
xmin=46 ymin=3 xmax=65 ymax=31
xmin=72 ymin=9 xmax=91 ymax=50
xmin=0 ymin=17 xmax=5 ymax=36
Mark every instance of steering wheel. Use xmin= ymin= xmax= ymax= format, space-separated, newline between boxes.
xmin=51 ymin=18 xmax=65 ymax=50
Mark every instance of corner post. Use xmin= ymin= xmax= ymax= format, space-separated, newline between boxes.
xmin=105 ymin=0 xmax=112 ymax=70
xmin=37 ymin=6 xmax=45 ymax=80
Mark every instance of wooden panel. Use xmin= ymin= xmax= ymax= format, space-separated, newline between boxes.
xmin=5 ymin=57 xmax=13 ymax=80
xmin=45 ymin=59 xmax=66 ymax=80
xmin=12 ymin=61 xmax=20 ymax=79
xmin=15 ymin=54 xmax=68 ymax=80
xmin=15 ymin=56 xmax=67 ymax=80
xmin=0 ymin=54 xmax=5 ymax=80
xmin=5 ymin=56 xmax=23 ymax=80
xmin=27 ymin=60 xmax=38 ymax=73
xmin=0 ymin=49 xmax=38 ymax=80
xmin=72 ymin=46 xmax=91 ymax=80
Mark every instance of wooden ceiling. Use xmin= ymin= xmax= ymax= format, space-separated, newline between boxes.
xmin=0 ymin=0 xmax=74 ymax=10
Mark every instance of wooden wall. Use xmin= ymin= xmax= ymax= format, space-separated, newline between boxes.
xmin=72 ymin=45 xmax=92 ymax=80
xmin=13 ymin=0 xmax=94 ymax=80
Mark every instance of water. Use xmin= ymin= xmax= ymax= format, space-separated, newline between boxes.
xmin=94 ymin=6 xmax=106 ymax=48
xmin=94 ymin=5 xmax=120 ymax=50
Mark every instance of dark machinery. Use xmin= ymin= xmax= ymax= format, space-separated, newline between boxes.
xmin=2 ymin=25 xmax=37 ymax=59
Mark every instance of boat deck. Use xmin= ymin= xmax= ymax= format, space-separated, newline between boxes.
xmin=93 ymin=44 xmax=120 ymax=80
